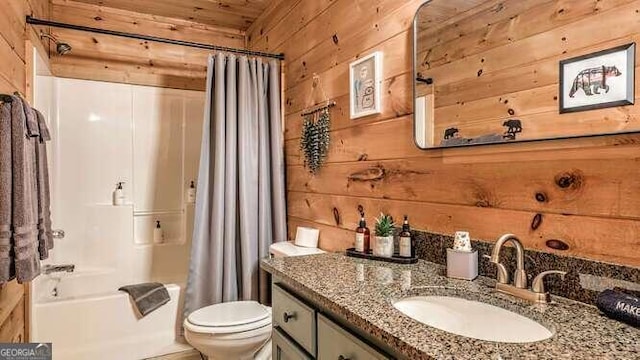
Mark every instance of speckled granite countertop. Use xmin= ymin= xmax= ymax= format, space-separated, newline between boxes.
xmin=261 ymin=253 xmax=640 ymax=360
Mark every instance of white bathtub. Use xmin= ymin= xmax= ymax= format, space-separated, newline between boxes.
xmin=33 ymin=275 xmax=190 ymax=360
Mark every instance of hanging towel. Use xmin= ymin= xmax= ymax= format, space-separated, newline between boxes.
xmin=9 ymin=96 xmax=41 ymax=283
xmin=119 ymin=282 xmax=170 ymax=317
xmin=0 ymin=103 xmax=14 ymax=282
xmin=0 ymin=97 xmax=54 ymax=283
xmin=34 ymin=109 xmax=53 ymax=260
xmin=19 ymin=95 xmax=39 ymax=138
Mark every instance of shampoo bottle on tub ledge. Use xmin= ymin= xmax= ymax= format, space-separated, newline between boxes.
xmin=187 ymin=181 xmax=196 ymax=204
xmin=112 ymin=182 xmax=125 ymax=206
xmin=153 ymin=221 xmax=165 ymax=244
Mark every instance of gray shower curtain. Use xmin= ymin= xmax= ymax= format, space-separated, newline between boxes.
xmin=184 ymin=53 xmax=286 ymax=315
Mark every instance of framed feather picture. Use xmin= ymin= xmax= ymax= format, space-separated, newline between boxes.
xmin=349 ymin=52 xmax=382 ymax=119
xmin=559 ymin=43 xmax=635 ymax=113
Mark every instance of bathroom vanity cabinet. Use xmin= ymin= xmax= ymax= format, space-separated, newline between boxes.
xmin=271 ymin=283 xmax=388 ymax=360
xmin=263 ymin=254 xmax=640 ymax=359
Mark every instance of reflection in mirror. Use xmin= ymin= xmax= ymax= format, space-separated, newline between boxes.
xmin=412 ymin=0 xmax=638 ymax=149
xmin=413 ymin=0 xmax=490 ymax=149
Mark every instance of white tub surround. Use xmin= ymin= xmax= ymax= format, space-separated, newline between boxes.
xmin=32 ymin=73 xmax=204 ymax=359
xmin=34 ymin=284 xmax=189 ymax=360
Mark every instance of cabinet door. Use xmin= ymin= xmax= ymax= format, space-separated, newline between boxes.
xmin=272 ymin=284 xmax=317 ymax=355
xmin=317 ymin=314 xmax=388 ymax=360
xmin=273 ymin=327 xmax=313 ymax=360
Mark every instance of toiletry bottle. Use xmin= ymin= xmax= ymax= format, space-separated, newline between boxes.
xmin=187 ymin=181 xmax=196 ymax=204
xmin=355 ymin=214 xmax=370 ymax=253
xmin=112 ymin=182 xmax=125 ymax=206
xmin=153 ymin=220 xmax=164 ymax=244
xmin=399 ymin=215 xmax=413 ymax=257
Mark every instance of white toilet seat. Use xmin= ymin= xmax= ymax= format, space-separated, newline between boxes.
xmin=184 ymin=301 xmax=271 ymax=334
xmin=184 ymin=301 xmax=272 ymax=335
xmin=184 ymin=315 xmax=272 ymax=335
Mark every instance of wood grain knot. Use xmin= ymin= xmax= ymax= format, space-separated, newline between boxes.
xmin=357 ymin=153 xmax=368 ymax=161
xmin=348 ymin=166 xmax=385 ymax=182
xmin=530 ymin=213 xmax=543 ymax=230
xmin=535 ymin=192 xmax=547 ymax=202
xmin=471 ymin=183 xmax=498 ymax=208
xmin=332 ymin=207 xmax=341 ymax=226
xmin=554 ymin=170 xmax=584 ymax=190
xmin=546 ymin=239 xmax=569 ymax=251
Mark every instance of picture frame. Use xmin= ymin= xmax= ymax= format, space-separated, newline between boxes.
xmin=349 ymin=51 xmax=382 ymax=119
xmin=559 ymin=43 xmax=635 ymax=113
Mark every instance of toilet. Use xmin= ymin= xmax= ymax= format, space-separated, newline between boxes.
xmin=183 ymin=240 xmax=325 ymax=359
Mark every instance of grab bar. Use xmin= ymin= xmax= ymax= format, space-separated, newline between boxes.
xmin=43 ymin=264 xmax=75 ymax=275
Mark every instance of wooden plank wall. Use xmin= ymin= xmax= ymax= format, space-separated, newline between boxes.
xmin=0 ymin=0 xmax=52 ymax=343
xmin=48 ymin=0 xmax=246 ymax=91
xmin=68 ymin=0 xmax=270 ymax=30
xmin=248 ymin=0 xmax=640 ymax=268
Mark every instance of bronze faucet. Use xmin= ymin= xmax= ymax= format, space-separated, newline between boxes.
xmin=488 ymin=234 xmax=566 ymax=303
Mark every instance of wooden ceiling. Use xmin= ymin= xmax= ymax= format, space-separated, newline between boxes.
xmin=70 ymin=0 xmax=270 ymax=31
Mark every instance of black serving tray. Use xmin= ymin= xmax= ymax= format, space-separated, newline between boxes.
xmin=345 ymin=248 xmax=419 ymax=264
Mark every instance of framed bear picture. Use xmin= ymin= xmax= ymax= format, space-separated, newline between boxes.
xmin=559 ymin=43 xmax=635 ymax=113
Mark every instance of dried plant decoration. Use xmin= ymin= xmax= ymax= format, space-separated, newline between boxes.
xmin=299 ymin=74 xmax=335 ymax=174
xmin=300 ymin=108 xmax=331 ymax=174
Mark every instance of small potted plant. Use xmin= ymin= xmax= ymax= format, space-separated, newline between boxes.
xmin=373 ymin=213 xmax=395 ymax=257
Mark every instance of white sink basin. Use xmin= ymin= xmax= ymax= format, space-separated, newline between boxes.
xmin=394 ymin=296 xmax=552 ymax=343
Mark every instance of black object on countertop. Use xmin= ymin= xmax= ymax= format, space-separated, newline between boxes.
xmin=596 ymin=289 xmax=640 ymax=328
xmin=346 ymin=248 xmax=419 ymax=264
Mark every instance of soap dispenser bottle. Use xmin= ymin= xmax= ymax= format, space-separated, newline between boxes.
xmin=355 ymin=213 xmax=370 ymax=253
xmin=153 ymin=221 xmax=164 ymax=244
xmin=112 ymin=182 xmax=125 ymax=206
xmin=187 ymin=181 xmax=196 ymax=204
xmin=399 ymin=215 xmax=413 ymax=257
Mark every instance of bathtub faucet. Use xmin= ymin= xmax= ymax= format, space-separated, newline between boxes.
xmin=43 ymin=264 xmax=75 ymax=275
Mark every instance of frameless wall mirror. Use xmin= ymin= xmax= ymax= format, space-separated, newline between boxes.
xmin=413 ymin=0 xmax=636 ymax=149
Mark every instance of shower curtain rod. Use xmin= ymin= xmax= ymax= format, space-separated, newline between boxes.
xmin=26 ymin=16 xmax=285 ymax=60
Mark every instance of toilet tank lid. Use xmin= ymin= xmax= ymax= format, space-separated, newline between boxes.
xmin=269 ymin=241 xmax=325 ymax=257
xmin=187 ymin=301 xmax=270 ymax=327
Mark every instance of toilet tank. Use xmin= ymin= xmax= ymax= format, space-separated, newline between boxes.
xmin=262 ymin=242 xmax=325 ymax=306
xmin=269 ymin=241 xmax=325 ymax=258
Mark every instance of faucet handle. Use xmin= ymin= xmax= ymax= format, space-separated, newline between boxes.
xmin=483 ymin=254 xmax=509 ymax=284
xmin=531 ymin=270 xmax=567 ymax=293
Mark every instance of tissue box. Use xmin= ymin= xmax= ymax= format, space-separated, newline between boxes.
xmin=446 ymin=249 xmax=478 ymax=280
xmin=294 ymin=226 xmax=319 ymax=248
